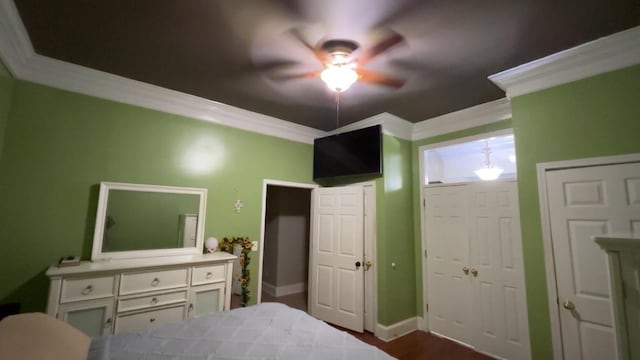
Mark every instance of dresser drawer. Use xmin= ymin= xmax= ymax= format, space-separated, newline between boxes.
xmin=120 ymin=268 xmax=188 ymax=295
xmin=192 ymin=264 xmax=226 ymax=285
xmin=118 ymin=290 xmax=187 ymax=313
xmin=114 ymin=305 xmax=185 ymax=334
xmin=60 ymin=276 xmax=116 ymax=303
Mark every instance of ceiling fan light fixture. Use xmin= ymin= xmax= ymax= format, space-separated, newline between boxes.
xmin=320 ymin=65 xmax=358 ymax=92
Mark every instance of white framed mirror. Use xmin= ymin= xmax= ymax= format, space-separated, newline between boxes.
xmin=91 ymin=182 xmax=207 ymax=261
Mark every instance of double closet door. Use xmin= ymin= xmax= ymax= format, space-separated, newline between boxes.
xmin=424 ymin=180 xmax=530 ymax=360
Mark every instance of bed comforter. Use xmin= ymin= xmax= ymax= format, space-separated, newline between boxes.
xmin=88 ymin=303 xmax=395 ymax=360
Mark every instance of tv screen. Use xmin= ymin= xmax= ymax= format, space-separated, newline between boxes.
xmin=313 ymin=125 xmax=383 ymax=180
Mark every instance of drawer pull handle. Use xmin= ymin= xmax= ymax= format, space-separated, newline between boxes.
xmin=104 ymin=318 xmax=112 ymax=328
xmin=81 ymin=285 xmax=94 ymax=295
xmin=151 ymin=278 xmax=160 ymax=287
xmin=150 ymin=297 xmax=159 ymax=305
xmin=149 ymin=318 xmax=156 ymax=323
xmin=188 ymin=303 xmax=194 ymax=312
xmin=206 ymin=272 xmax=213 ymax=279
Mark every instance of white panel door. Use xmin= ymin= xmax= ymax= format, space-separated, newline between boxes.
xmin=424 ymin=185 xmax=473 ymax=345
xmin=468 ymin=181 xmax=531 ymax=360
xmin=546 ymin=162 xmax=640 ymax=360
xmin=309 ymin=186 xmax=364 ymax=332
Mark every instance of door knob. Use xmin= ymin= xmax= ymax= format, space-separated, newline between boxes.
xmin=470 ymin=268 xmax=478 ymax=277
xmin=463 ymin=267 xmax=469 ymax=275
xmin=355 ymin=261 xmax=361 ymax=269
xmin=364 ymin=261 xmax=373 ymax=270
xmin=563 ymin=300 xmax=575 ymax=310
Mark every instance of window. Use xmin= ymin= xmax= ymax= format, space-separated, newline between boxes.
xmin=423 ymin=133 xmax=516 ymax=184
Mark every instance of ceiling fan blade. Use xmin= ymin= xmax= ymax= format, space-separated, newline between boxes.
xmin=357 ymin=69 xmax=406 ymax=89
xmin=254 ymin=59 xmax=301 ymax=74
xmin=358 ymin=30 xmax=405 ymax=66
xmin=271 ymin=70 xmax=322 ymax=81
xmin=288 ymin=28 xmax=326 ymax=65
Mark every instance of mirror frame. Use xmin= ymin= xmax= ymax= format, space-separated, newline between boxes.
xmin=91 ymin=181 xmax=207 ymax=261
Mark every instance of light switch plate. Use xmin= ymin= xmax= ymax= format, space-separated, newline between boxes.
xmin=251 ymin=241 xmax=258 ymax=251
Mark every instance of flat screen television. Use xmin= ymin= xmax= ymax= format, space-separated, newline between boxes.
xmin=313 ymin=125 xmax=383 ymax=180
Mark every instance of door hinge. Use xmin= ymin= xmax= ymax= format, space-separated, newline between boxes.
xmin=423 ymin=198 xmax=426 ymax=207
xmin=426 ymin=303 xmax=429 ymax=312
xmin=424 ymin=249 xmax=427 ymax=258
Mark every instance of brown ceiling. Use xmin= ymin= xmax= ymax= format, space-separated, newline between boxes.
xmin=14 ymin=0 xmax=640 ymax=130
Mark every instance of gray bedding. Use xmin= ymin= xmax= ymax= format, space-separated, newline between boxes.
xmin=88 ymin=303 xmax=395 ymax=360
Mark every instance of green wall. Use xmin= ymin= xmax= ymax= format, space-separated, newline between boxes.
xmin=0 ymin=80 xmax=313 ymax=312
xmin=410 ymin=120 xmax=513 ymax=316
xmin=0 ymin=79 xmax=419 ymax=326
xmin=0 ymin=60 xmax=13 ymax=162
xmin=511 ymin=64 xmax=640 ymax=359
xmin=377 ymin=135 xmax=416 ymax=325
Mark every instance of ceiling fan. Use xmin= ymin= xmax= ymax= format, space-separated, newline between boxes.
xmin=276 ymin=28 xmax=407 ymax=92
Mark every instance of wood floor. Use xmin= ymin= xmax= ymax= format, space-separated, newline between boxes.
xmin=342 ymin=328 xmax=493 ymax=360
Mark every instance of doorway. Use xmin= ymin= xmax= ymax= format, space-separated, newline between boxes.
xmin=254 ymin=180 xmax=317 ymax=312
xmin=254 ymin=180 xmax=377 ymax=335
xmin=261 ymin=185 xmax=312 ymax=311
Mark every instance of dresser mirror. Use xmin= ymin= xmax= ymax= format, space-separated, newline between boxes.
xmin=91 ymin=182 xmax=207 ymax=261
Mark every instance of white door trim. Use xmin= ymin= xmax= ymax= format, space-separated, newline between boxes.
xmin=257 ymin=179 xmax=318 ymax=304
xmin=355 ymin=181 xmax=378 ymax=335
xmin=536 ymin=152 xmax=640 ymax=360
xmin=417 ymin=128 xmax=514 ymax=332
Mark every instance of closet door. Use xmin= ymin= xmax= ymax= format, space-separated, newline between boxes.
xmin=468 ymin=181 xmax=531 ymax=360
xmin=546 ymin=162 xmax=640 ymax=360
xmin=424 ymin=185 xmax=473 ymax=345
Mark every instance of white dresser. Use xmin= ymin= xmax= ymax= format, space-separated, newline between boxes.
xmin=595 ymin=235 xmax=640 ymax=360
xmin=46 ymin=252 xmax=236 ymax=337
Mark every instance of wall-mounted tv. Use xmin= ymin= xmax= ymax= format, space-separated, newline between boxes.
xmin=313 ymin=125 xmax=383 ymax=180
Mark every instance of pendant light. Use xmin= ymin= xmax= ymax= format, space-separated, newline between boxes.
xmin=474 ymin=140 xmax=504 ymax=181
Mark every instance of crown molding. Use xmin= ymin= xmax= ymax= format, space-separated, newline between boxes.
xmin=411 ymin=98 xmax=511 ymax=141
xmin=0 ymin=0 xmax=508 ymax=145
xmin=0 ymin=0 xmax=325 ymax=144
xmin=489 ymin=26 xmax=640 ymax=98
xmin=328 ymin=112 xmax=414 ymax=140
xmin=0 ymin=0 xmax=34 ymax=76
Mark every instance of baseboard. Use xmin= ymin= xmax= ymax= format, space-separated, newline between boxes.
xmin=262 ymin=281 xmax=306 ymax=297
xmin=376 ymin=317 xmax=419 ymax=342
xmin=262 ymin=282 xmax=276 ymax=297
xmin=275 ymin=282 xmax=306 ymax=297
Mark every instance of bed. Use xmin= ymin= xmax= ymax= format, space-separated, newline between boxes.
xmin=88 ymin=303 xmax=395 ymax=360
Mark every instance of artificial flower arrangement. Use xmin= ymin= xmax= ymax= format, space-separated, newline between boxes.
xmin=217 ymin=237 xmax=252 ymax=306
